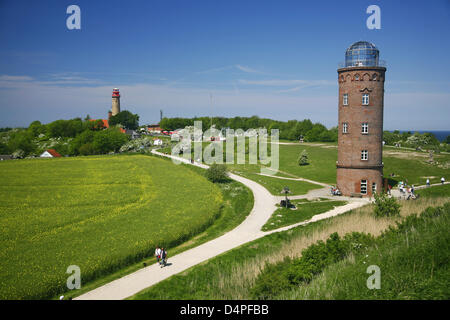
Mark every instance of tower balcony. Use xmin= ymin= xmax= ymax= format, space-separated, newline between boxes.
xmin=338 ymin=59 xmax=386 ymax=69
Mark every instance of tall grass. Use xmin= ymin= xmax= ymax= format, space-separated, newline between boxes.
xmin=132 ymin=197 xmax=448 ymax=300
xmin=279 ymin=202 xmax=450 ymax=299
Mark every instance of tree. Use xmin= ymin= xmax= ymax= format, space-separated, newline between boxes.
xmin=205 ymin=163 xmax=228 ymax=182
xmin=47 ymin=118 xmax=85 ymax=138
xmin=7 ymin=130 xmax=36 ymax=156
xmin=28 ymin=120 xmax=45 ymax=137
xmin=78 ymin=143 xmax=95 ymax=155
xmin=305 ymin=123 xmax=327 ymax=142
xmin=109 ymin=110 xmax=139 ymax=130
xmin=0 ymin=142 xmax=10 ymax=154
xmin=298 ymin=149 xmax=309 ymax=166
xmin=92 ymin=128 xmax=129 ymax=154
xmin=70 ymin=130 xmax=95 ymax=155
xmin=87 ymin=119 xmax=106 ymax=131
xmin=373 ymin=193 xmax=401 ymax=218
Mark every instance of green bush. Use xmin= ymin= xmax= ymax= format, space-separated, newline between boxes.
xmin=92 ymin=128 xmax=129 ymax=154
xmin=205 ymin=163 xmax=229 ymax=183
xmin=78 ymin=143 xmax=95 ymax=155
xmin=250 ymin=232 xmax=374 ymax=299
xmin=109 ymin=110 xmax=139 ymax=130
xmin=297 ymin=149 xmax=309 ymax=166
xmin=373 ymin=193 xmax=401 ymax=217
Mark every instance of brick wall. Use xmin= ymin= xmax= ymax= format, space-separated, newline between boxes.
xmin=336 ymin=66 xmax=386 ymax=197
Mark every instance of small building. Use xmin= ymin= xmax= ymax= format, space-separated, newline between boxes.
xmin=40 ymin=149 xmax=62 ymax=158
xmin=125 ymin=129 xmax=140 ymax=140
xmin=0 ymin=155 xmax=12 ymax=161
xmin=147 ymin=124 xmax=162 ymax=133
xmin=89 ymin=119 xmax=110 ymax=129
xmin=153 ymin=138 xmax=163 ymax=146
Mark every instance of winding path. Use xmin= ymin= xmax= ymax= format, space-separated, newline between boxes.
xmin=75 ymin=150 xmax=368 ymax=300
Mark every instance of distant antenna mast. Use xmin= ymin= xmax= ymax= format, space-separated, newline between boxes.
xmin=210 ymin=93 xmax=213 ymax=128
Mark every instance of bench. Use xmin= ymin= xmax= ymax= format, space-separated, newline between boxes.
xmin=350 ymin=193 xmax=363 ymax=198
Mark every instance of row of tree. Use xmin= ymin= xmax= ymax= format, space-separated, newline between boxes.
xmin=382 ymin=130 xmax=449 ymax=152
xmin=0 ymin=110 xmax=139 ymax=158
xmin=160 ymin=116 xmax=338 ymax=142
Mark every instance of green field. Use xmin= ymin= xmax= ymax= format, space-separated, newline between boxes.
xmin=233 ymin=171 xmax=320 ymax=196
xmin=180 ymin=141 xmax=449 ymax=187
xmin=262 ymin=199 xmax=347 ymax=231
xmin=0 ymin=155 xmax=223 ymax=299
xmin=416 ymin=184 xmax=450 ymax=198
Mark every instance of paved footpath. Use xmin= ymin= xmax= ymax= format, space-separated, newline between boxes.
xmin=75 ymin=150 xmax=369 ymax=300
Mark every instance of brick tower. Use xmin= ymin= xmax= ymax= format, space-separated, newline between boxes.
xmin=111 ymin=88 xmax=121 ymax=116
xmin=336 ymin=41 xmax=386 ymax=197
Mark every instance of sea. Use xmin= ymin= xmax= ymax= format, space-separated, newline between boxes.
xmin=390 ymin=130 xmax=450 ymax=142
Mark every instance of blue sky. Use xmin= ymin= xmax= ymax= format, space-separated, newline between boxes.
xmin=0 ymin=0 xmax=449 ymax=130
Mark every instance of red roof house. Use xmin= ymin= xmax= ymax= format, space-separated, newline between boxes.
xmin=40 ymin=149 xmax=62 ymax=158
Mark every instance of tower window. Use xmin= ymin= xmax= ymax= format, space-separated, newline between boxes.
xmin=372 ymin=182 xmax=377 ymax=194
xmin=354 ymin=74 xmax=360 ymax=81
xmin=372 ymin=74 xmax=377 ymax=81
xmin=362 ymin=94 xmax=369 ymax=105
xmin=343 ymin=93 xmax=348 ymax=106
xmin=361 ymin=180 xmax=367 ymax=195
xmin=361 ymin=150 xmax=368 ymax=160
xmin=362 ymin=122 xmax=369 ymax=134
xmin=343 ymin=122 xmax=348 ymax=133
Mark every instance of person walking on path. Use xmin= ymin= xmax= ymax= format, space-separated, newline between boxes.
xmin=441 ymin=177 xmax=446 ymax=185
xmin=426 ymin=178 xmax=430 ymax=187
xmin=155 ymin=246 xmax=161 ymax=264
xmin=387 ymin=184 xmax=392 ymax=196
xmin=160 ymin=248 xmax=167 ymax=268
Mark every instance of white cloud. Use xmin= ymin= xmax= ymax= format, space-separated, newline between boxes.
xmin=235 ymin=64 xmax=263 ymax=74
xmin=238 ymin=79 xmax=334 ymax=86
xmin=0 ymin=75 xmax=33 ymax=81
xmin=1 ymin=74 xmax=449 ymax=131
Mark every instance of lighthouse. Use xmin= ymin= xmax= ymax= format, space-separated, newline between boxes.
xmin=336 ymin=41 xmax=386 ymax=197
xmin=111 ymin=88 xmax=121 ymax=116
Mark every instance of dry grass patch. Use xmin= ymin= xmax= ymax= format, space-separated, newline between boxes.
xmin=132 ymin=197 xmax=448 ymax=300
xmin=212 ymin=197 xmax=448 ymax=299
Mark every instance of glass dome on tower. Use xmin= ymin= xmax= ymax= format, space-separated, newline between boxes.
xmin=345 ymin=41 xmax=379 ymax=67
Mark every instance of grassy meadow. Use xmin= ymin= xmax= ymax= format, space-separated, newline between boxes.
xmin=0 ymin=155 xmax=223 ymax=299
xmin=278 ymin=204 xmax=450 ymax=300
xmin=163 ymin=140 xmax=449 ymax=188
xmin=131 ymin=193 xmax=449 ymax=300
xmin=262 ymin=199 xmax=347 ymax=231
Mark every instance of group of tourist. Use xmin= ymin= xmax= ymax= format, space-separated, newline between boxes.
xmin=154 ymin=246 xmax=168 ymax=268
xmin=397 ymin=181 xmax=417 ymax=200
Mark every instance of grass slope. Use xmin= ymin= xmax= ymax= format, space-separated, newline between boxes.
xmin=131 ymin=195 xmax=447 ymax=300
xmin=0 ymin=155 xmax=223 ymax=299
xmin=417 ymin=184 xmax=450 ymax=198
xmin=280 ymin=204 xmax=450 ymax=300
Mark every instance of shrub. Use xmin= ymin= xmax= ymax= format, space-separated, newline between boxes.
xmin=109 ymin=110 xmax=139 ymax=130
xmin=373 ymin=192 xmax=401 ymax=217
xmin=250 ymin=232 xmax=374 ymax=299
xmin=92 ymin=128 xmax=129 ymax=154
xmin=205 ymin=163 xmax=228 ymax=183
xmin=297 ymin=149 xmax=309 ymax=166
xmin=78 ymin=143 xmax=95 ymax=155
